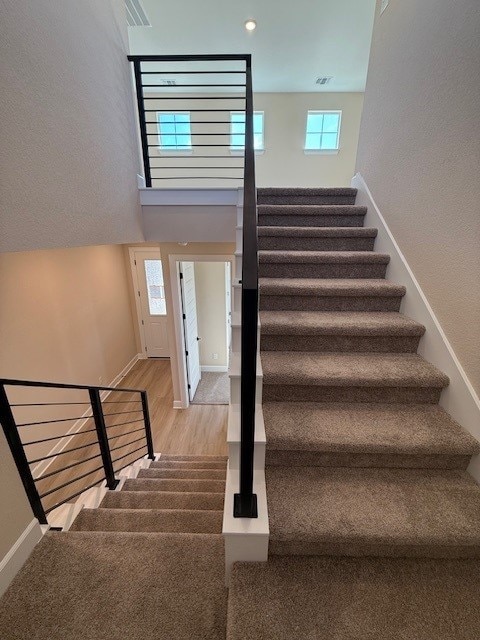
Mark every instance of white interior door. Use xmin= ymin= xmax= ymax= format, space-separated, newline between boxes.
xmin=225 ymin=262 xmax=232 ymax=358
xmin=179 ymin=262 xmax=201 ymax=400
xmin=135 ymin=250 xmax=169 ymax=358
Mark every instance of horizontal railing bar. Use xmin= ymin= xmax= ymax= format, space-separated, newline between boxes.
xmin=144 ymin=109 xmax=239 ymax=112
xmin=1 ymin=378 xmax=145 ymax=393
xmin=139 ymin=70 xmax=246 ymax=74
xmin=128 ymin=54 xmax=249 ymax=61
xmin=111 ymin=444 xmax=148 ymax=466
xmin=146 ymin=121 xmax=240 ymax=125
xmin=35 ymin=452 xmax=103 ymax=481
xmin=149 ymin=166 xmax=243 ymax=170
xmin=150 ymin=155 xmax=242 ymax=159
xmin=142 ymin=84 xmax=246 ymax=88
xmin=151 ymin=176 xmax=243 ymax=180
xmin=23 ymin=428 xmax=98 ymax=445
xmin=44 ymin=478 xmax=107 ymax=515
xmin=28 ymin=440 xmax=99 ymax=464
xmin=147 ymin=144 xmax=237 ymax=148
xmin=107 ymin=426 xmax=146 ymax=441
xmin=102 ymin=410 xmax=143 ymax=418
xmin=144 ymin=96 xmax=245 ymax=100
xmin=104 ymin=417 xmax=144 ymax=429
xmin=39 ymin=464 xmax=105 ymax=498
xmin=11 ymin=402 xmax=90 ymax=407
xmin=17 ymin=415 xmax=93 ymax=427
xmin=147 ymin=132 xmax=239 ymax=136
xmin=109 ymin=435 xmax=146 ymax=454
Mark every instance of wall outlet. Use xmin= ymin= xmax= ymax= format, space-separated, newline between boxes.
xmin=212 ymin=353 xmax=218 ymax=360
xmin=381 ymin=0 xmax=389 ymax=14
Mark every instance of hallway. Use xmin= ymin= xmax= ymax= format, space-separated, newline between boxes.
xmin=121 ymin=359 xmax=228 ymax=456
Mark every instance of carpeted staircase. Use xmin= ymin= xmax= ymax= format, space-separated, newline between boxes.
xmin=228 ymin=187 xmax=480 ymax=639
xmin=0 ymin=455 xmax=228 ymax=640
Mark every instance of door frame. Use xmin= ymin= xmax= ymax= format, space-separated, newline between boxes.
xmin=128 ymin=246 xmax=169 ymax=359
xmin=169 ymin=254 xmax=234 ymax=409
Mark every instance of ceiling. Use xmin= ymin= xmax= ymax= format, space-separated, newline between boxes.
xmin=127 ymin=0 xmax=377 ymax=93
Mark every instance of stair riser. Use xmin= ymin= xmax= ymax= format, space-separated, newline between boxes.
xmin=258 ymin=263 xmax=388 ymax=279
xmin=258 ymin=237 xmax=376 ymax=251
xmin=265 ymin=450 xmax=471 ymax=470
xmin=269 ymin=541 xmax=480 ymax=559
xmin=262 ymin=385 xmax=443 ymax=404
xmin=70 ymin=511 xmax=223 ymax=534
xmin=122 ymin=479 xmax=226 ymax=493
xmin=257 ymin=196 xmax=357 ymax=205
xmin=260 ymin=334 xmax=421 ymax=353
xmin=100 ymin=492 xmax=224 ymax=511
xmin=258 ymin=214 xmax=364 ymax=227
xmin=260 ymin=295 xmax=403 ymax=312
xmin=138 ymin=469 xmax=226 ymax=480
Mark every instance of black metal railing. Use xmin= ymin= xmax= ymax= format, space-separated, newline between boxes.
xmin=0 ymin=378 xmax=155 ymax=525
xmin=128 ymin=54 xmax=249 ymax=187
xmin=129 ymin=54 xmax=258 ymax=517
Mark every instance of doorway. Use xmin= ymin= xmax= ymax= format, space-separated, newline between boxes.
xmin=130 ymin=248 xmax=170 ymax=358
xmin=170 ymin=255 xmax=233 ymax=409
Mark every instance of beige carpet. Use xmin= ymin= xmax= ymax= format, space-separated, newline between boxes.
xmin=191 ymin=372 xmax=229 ymax=405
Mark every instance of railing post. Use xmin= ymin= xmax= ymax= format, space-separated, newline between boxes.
xmin=234 ymin=55 xmax=258 ymax=519
xmin=89 ymin=389 xmax=118 ymax=490
xmin=131 ymin=59 xmax=152 ymax=187
xmin=141 ymin=391 xmax=155 ymax=460
xmin=0 ymin=384 xmax=48 ymax=524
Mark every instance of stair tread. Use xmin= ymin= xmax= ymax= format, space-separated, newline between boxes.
xmin=70 ymin=508 xmax=223 ymax=533
xmin=263 ymin=402 xmax=479 ymax=455
xmin=228 ymin=556 xmax=480 ymax=640
xmin=261 ymin=352 xmax=449 ymax=388
xmin=259 ymin=278 xmax=406 ymax=296
xmin=258 ymin=205 xmax=365 ymax=215
xmin=150 ymin=460 xmax=227 ymax=469
xmin=258 ymin=250 xmax=389 ymax=263
xmin=258 ymin=226 xmax=378 ymax=237
xmin=158 ymin=454 xmax=227 ymax=461
xmin=260 ymin=311 xmax=425 ymax=336
xmin=266 ymin=466 xmax=480 ymax=553
xmin=101 ymin=490 xmax=224 ymax=511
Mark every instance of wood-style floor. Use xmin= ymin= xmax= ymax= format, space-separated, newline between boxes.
xmin=33 ymin=359 xmax=227 ymax=514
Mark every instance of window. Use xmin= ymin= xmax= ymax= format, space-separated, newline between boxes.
xmin=230 ymin=111 xmax=264 ymax=151
xmin=145 ymin=259 xmax=166 ymax=315
xmin=157 ymin=112 xmax=192 ymax=151
xmin=304 ymin=111 xmax=341 ymax=151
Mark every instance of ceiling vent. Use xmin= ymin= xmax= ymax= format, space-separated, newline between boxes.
xmin=125 ymin=0 xmax=151 ymax=27
xmin=316 ymin=76 xmax=334 ymax=86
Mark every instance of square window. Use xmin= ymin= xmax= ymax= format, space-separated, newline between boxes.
xmin=230 ymin=111 xmax=264 ymax=151
xmin=305 ymin=111 xmax=341 ymax=151
xmin=157 ymin=112 xmax=192 ymax=151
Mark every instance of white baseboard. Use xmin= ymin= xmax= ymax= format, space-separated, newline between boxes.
xmin=33 ymin=353 xmax=142 ymax=479
xmin=0 ymin=519 xmax=43 ymax=598
xmin=173 ymin=400 xmax=184 ymax=409
xmin=352 ymin=173 xmax=480 ymax=481
xmin=201 ymin=365 xmax=228 ymax=373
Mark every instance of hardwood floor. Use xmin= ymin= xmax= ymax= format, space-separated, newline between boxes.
xmin=31 ymin=358 xmax=227 ymax=514
xmin=121 ymin=359 xmax=228 ymax=456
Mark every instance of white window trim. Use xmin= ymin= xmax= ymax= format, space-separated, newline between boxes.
xmin=229 ymin=110 xmax=265 ymax=155
xmin=303 ymin=109 xmax=342 ymax=154
xmin=156 ymin=110 xmax=193 ymax=153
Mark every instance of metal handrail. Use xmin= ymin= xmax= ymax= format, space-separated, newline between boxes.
xmin=0 ymin=378 xmax=155 ymax=524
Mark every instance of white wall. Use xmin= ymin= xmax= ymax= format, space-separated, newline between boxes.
xmin=0 ymin=0 xmax=144 ymax=253
xmin=355 ymin=0 xmax=480 ymax=394
xmin=144 ymin=92 xmax=363 ymax=188
xmin=195 ymin=263 xmax=228 ymax=368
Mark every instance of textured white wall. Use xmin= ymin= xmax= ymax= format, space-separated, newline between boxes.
xmin=195 ymin=262 xmax=228 ymax=368
xmin=356 ymin=0 xmax=480 ymax=393
xmin=0 ymin=0 xmax=144 ymax=253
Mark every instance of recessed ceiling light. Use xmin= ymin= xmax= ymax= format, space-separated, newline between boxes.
xmin=245 ymin=19 xmax=257 ymax=31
